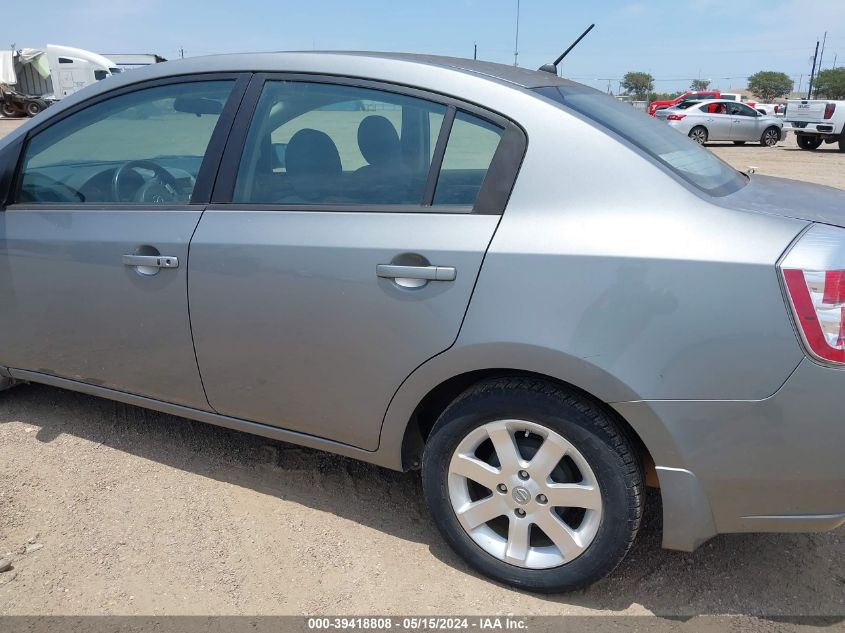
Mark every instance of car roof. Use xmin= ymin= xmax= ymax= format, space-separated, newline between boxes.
xmin=683 ymin=99 xmax=736 ymax=105
xmin=119 ymin=51 xmax=582 ymax=90
xmin=323 ymin=52 xmax=580 ymax=88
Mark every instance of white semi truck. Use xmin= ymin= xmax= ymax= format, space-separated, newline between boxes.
xmin=1 ymin=45 xmax=119 ymax=117
xmin=783 ymin=98 xmax=845 ymax=151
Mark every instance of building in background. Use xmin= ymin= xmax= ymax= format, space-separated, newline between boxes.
xmin=103 ymin=54 xmax=167 ymax=72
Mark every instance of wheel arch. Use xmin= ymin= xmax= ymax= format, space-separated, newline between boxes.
xmin=398 ymin=367 xmax=658 ymax=485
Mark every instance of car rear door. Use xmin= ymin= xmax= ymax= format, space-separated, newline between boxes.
xmin=702 ymin=102 xmax=732 ymax=140
xmin=188 ymin=75 xmax=525 ymax=450
xmin=0 ymin=74 xmax=248 ymax=408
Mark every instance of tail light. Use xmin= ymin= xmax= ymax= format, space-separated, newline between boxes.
xmin=780 ymin=224 xmax=845 ymax=364
xmin=666 ymin=114 xmax=686 ymax=121
xmin=824 ymin=103 xmax=836 ymax=119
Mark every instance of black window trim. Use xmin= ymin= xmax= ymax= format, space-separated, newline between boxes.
xmin=6 ymin=72 xmax=252 ymax=211
xmin=211 ymin=72 xmax=527 ymax=216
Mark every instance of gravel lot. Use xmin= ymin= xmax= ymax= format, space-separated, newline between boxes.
xmin=1 ymin=115 xmax=843 ymax=618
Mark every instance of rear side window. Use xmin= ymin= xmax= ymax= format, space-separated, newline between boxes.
xmin=17 ymin=80 xmax=234 ymax=204
xmin=232 ymin=80 xmax=506 ymax=210
xmin=433 ymin=112 xmax=503 ymax=206
xmin=536 ymin=85 xmax=746 ymax=197
xmin=233 ymin=81 xmax=447 ymax=206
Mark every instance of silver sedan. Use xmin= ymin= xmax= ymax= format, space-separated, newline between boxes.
xmin=0 ymin=52 xmax=843 ymax=594
xmin=656 ymin=98 xmax=783 ymax=146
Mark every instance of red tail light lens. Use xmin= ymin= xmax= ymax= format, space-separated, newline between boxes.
xmin=824 ymin=103 xmax=836 ymax=119
xmin=781 ymin=225 xmax=845 ymax=364
xmin=666 ymin=114 xmax=686 ymax=121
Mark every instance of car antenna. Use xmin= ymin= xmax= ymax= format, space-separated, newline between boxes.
xmin=539 ymin=23 xmax=595 ymax=74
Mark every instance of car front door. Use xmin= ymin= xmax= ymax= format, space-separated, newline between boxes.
xmin=188 ymin=76 xmax=524 ymax=449
xmin=0 ymin=75 xmax=246 ymax=408
xmin=729 ymin=102 xmax=760 ymax=140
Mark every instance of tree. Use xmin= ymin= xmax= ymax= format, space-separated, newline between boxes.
xmin=621 ymin=71 xmax=654 ymax=100
xmin=814 ymin=67 xmax=845 ymax=99
xmin=690 ymin=79 xmax=710 ymax=91
xmin=648 ymin=91 xmax=682 ymax=103
xmin=747 ymin=71 xmax=793 ymax=101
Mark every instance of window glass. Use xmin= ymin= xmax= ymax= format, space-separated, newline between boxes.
xmin=17 ymin=80 xmax=234 ymax=205
xmin=535 ymin=85 xmax=746 ymax=197
xmin=233 ymin=81 xmax=447 ymax=205
xmin=433 ymin=112 xmax=503 ymax=206
xmin=734 ymin=103 xmax=758 ymax=117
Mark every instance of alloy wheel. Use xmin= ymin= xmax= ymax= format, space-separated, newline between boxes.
xmin=689 ymin=128 xmax=707 ymax=145
xmin=447 ymin=419 xmax=602 ymax=569
xmin=763 ymin=129 xmax=778 ymax=146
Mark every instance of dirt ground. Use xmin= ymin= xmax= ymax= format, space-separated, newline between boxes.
xmin=1 ymin=115 xmax=844 ymax=618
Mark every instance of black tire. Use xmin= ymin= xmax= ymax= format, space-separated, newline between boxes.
xmin=838 ymin=133 xmax=845 ymax=152
xmin=688 ymin=126 xmax=708 ymax=145
xmin=1 ymin=102 xmax=17 ymax=118
xmin=25 ymin=101 xmax=42 ymax=117
xmin=421 ymin=377 xmax=643 ymax=593
xmin=760 ymin=126 xmax=780 ymax=147
xmin=733 ymin=141 xmax=746 ymax=145
xmin=796 ymin=134 xmax=823 ymax=150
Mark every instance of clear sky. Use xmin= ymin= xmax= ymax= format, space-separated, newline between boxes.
xmin=5 ymin=0 xmax=844 ymax=94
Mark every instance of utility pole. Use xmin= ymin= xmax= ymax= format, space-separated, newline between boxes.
xmin=807 ymin=40 xmax=819 ymax=99
xmin=179 ymin=46 xmax=185 ymax=59
xmin=816 ymin=31 xmax=827 ymax=97
xmin=513 ymin=0 xmax=520 ymax=67
xmin=473 ymin=43 xmax=477 ymax=60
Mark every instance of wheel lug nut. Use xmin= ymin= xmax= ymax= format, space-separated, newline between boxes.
xmin=536 ymin=494 xmax=548 ymax=504
xmin=518 ymin=470 xmax=529 ymax=480
xmin=514 ymin=508 xmax=526 ymax=518
xmin=496 ymin=483 xmax=507 ymax=494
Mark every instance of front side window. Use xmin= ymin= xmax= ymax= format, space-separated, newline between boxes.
xmin=234 ymin=81 xmax=449 ymax=206
xmin=536 ymin=85 xmax=746 ymax=197
xmin=730 ymin=103 xmax=758 ymax=117
xmin=17 ymin=80 xmax=234 ymax=205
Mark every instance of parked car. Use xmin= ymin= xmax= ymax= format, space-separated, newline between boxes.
xmin=647 ymin=89 xmax=720 ymax=115
xmin=656 ymin=98 xmax=783 ymax=145
xmin=783 ymin=98 xmax=845 ymax=151
xmin=1 ymin=52 xmax=844 ymax=594
xmin=753 ymin=103 xmax=785 ymax=117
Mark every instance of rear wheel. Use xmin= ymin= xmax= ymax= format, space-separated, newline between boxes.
xmin=839 ymin=133 xmax=845 ymax=152
xmin=688 ymin=126 xmax=708 ymax=145
xmin=421 ymin=377 xmax=643 ymax=593
xmin=797 ymin=134 xmax=823 ymax=150
xmin=760 ymin=126 xmax=780 ymax=147
xmin=1 ymin=102 xmax=17 ymax=118
xmin=25 ymin=101 xmax=42 ymax=117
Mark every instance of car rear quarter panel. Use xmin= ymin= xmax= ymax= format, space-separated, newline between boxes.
xmin=382 ymin=97 xmax=808 ymax=467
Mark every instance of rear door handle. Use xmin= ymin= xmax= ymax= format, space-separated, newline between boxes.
xmin=376 ymin=264 xmax=456 ymax=281
xmin=122 ymin=254 xmax=179 ymax=269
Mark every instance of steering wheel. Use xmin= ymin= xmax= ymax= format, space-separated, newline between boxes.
xmin=111 ymin=159 xmax=181 ymax=204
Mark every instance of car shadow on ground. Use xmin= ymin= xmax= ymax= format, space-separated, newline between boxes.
xmin=1 ymin=383 xmax=842 ymax=618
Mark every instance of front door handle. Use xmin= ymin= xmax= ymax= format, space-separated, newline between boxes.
xmin=376 ymin=264 xmax=456 ymax=281
xmin=123 ymin=254 xmax=179 ymax=269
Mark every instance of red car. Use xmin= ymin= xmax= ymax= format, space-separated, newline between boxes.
xmin=648 ymin=90 xmax=720 ymax=116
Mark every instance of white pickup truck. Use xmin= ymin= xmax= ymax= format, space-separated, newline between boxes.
xmin=783 ymin=98 xmax=845 ymax=151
